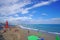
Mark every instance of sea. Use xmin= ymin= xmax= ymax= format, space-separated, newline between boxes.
xmin=0 ymin=24 xmax=60 ymax=34
xmin=20 ymin=24 xmax=60 ymax=34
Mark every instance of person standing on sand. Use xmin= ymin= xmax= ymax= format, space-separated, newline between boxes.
xmin=28 ymin=30 xmax=30 ymax=36
xmin=3 ymin=20 xmax=9 ymax=33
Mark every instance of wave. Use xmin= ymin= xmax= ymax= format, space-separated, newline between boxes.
xmin=18 ymin=25 xmax=60 ymax=35
xmin=47 ymin=32 xmax=60 ymax=35
xmin=19 ymin=25 xmax=38 ymax=31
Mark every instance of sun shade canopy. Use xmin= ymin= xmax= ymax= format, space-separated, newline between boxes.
xmin=28 ymin=35 xmax=38 ymax=40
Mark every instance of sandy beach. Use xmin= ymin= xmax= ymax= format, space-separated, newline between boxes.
xmin=0 ymin=26 xmax=60 ymax=40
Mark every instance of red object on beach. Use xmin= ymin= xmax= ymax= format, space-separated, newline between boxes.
xmin=5 ymin=20 xmax=9 ymax=29
xmin=15 ymin=30 xmax=18 ymax=32
xmin=3 ymin=30 xmax=6 ymax=32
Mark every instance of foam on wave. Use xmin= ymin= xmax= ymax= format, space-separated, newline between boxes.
xmin=19 ymin=25 xmax=60 ymax=35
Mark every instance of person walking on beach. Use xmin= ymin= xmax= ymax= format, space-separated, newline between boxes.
xmin=3 ymin=20 xmax=9 ymax=33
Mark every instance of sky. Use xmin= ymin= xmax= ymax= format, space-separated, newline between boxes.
xmin=0 ymin=0 xmax=60 ymax=24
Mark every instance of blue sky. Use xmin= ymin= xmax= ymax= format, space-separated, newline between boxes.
xmin=0 ymin=0 xmax=60 ymax=24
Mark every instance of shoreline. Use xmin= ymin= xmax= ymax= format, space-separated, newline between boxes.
xmin=19 ymin=25 xmax=60 ymax=35
xmin=0 ymin=25 xmax=60 ymax=40
xmin=20 ymin=26 xmax=60 ymax=40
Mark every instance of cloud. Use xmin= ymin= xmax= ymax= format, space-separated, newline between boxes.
xmin=3 ymin=16 xmax=32 ymax=21
xmin=0 ymin=0 xmax=59 ymax=24
xmin=0 ymin=0 xmax=31 ymax=16
xmin=0 ymin=0 xmax=19 ymax=6
xmin=30 ymin=18 xmax=60 ymax=24
xmin=25 ymin=1 xmax=50 ymax=10
xmin=8 ymin=18 xmax=60 ymax=24
xmin=25 ymin=0 xmax=58 ymax=10
xmin=14 ymin=14 xmax=19 ymax=17
xmin=0 ymin=0 xmax=58 ymax=17
xmin=19 ymin=0 xmax=58 ymax=14
xmin=51 ymin=18 xmax=60 ymax=20
xmin=0 ymin=16 xmax=32 ymax=24
xmin=29 ymin=14 xmax=33 ymax=17
xmin=41 ymin=13 xmax=48 ymax=16
xmin=50 ymin=0 xmax=58 ymax=2
xmin=1 ymin=16 xmax=60 ymax=24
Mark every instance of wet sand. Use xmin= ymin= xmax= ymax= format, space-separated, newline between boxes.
xmin=0 ymin=26 xmax=60 ymax=40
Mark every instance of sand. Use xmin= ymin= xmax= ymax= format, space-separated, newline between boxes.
xmin=0 ymin=26 xmax=60 ymax=40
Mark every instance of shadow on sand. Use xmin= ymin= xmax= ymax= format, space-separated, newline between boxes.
xmin=0 ymin=32 xmax=5 ymax=40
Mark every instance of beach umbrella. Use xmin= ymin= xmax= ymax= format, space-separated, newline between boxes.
xmin=56 ymin=35 xmax=60 ymax=40
xmin=28 ymin=35 xmax=38 ymax=40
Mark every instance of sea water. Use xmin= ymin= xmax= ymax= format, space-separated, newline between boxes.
xmin=21 ymin=24 xmax=60 ymax=33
